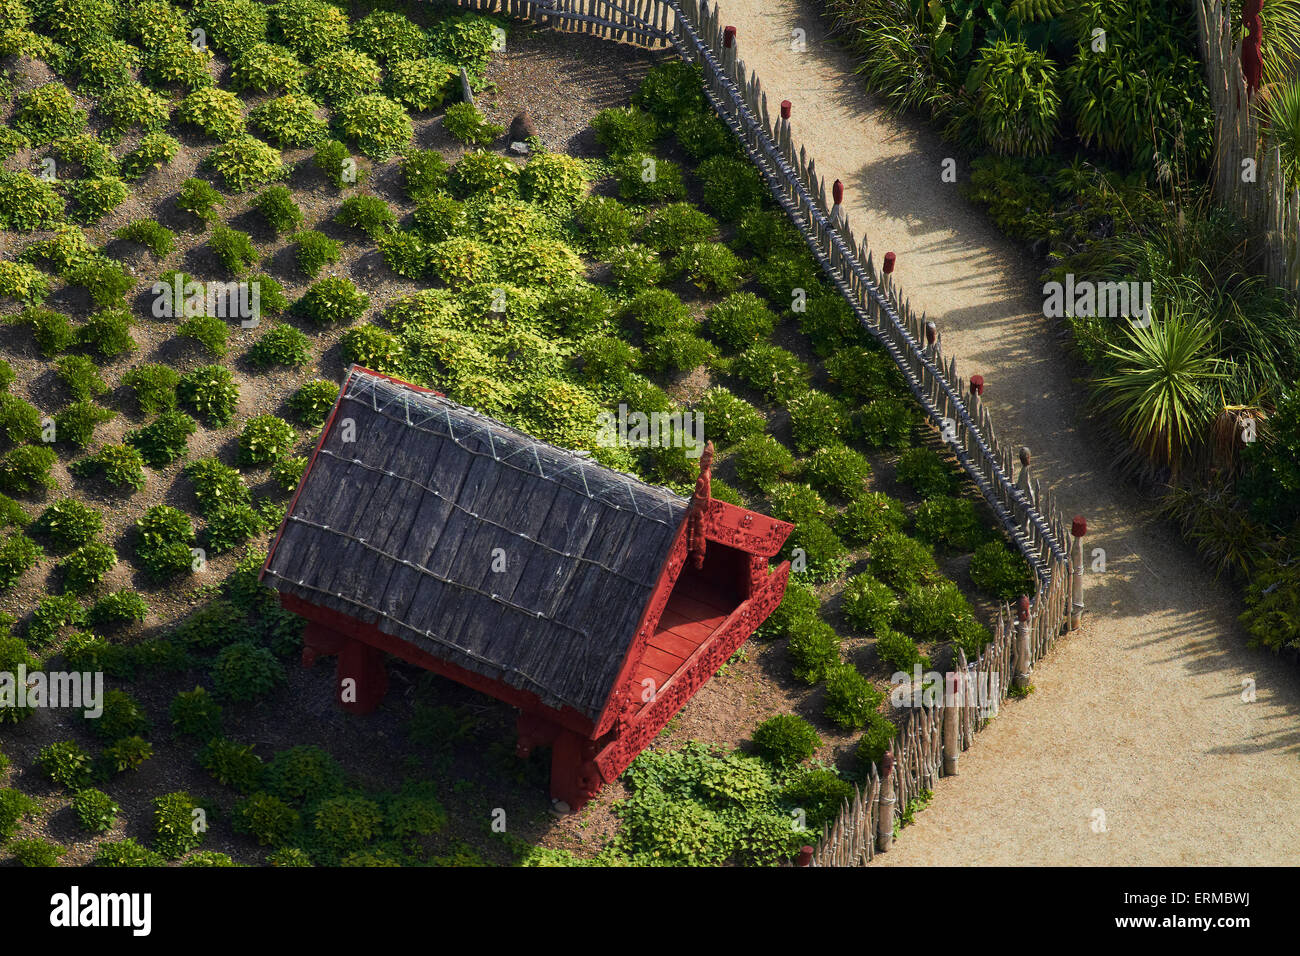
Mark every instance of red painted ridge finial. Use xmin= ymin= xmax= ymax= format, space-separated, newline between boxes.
xmin=1017 ymin=595 xmax=1031 ymax=622
xmin=780 ymin=99 xmax=791 ymax=119
xmin=832 ymin=179 xmax=844 ymax=205
xmin=1072 ymin=515 xmax=1088 ymax=538
xmin=883 ymin=251 xmax=896 ymax=275
xmin=723 ymin=25 xmax=736 ymax=47
xmin=969 ymin=374 xmax=984 ymax=396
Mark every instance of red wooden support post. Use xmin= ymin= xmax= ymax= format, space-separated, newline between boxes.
xmin=883 ymin=251 xmax=896 ymax=275
xmin=876 ymin=751 xmax=895 ymax=852
xmin=1014 ymin=595 xmax=1033 ymax=689
xmin=687 ymin=441 xmax=714 ymax=570
xmin=723 ymin=25 xmax=736 ymax=47
xmin=336 ymin=638 xmax=389 ymax=715
xmin=1070 ymin=516 xmax=1088 ymax=630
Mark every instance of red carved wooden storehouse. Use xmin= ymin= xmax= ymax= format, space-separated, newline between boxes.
xmin=262 ymin=366 xmax=793 ymax=810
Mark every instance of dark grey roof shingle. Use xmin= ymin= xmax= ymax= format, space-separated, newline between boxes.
xmin=263 ymin=367 xmax=690 ymax=721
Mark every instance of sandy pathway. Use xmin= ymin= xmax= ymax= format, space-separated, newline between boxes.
xmin=712 ymin=0 xmax=1300 ymax=864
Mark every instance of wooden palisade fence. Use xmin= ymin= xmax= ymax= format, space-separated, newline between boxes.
xmin=1198 ymin=0 xmax=1300 ymax=292
xmin=440 ymin=0 xmax=1084 ymax=865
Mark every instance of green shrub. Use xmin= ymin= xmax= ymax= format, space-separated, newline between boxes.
xmin=177 ymin=177 xmax=223 ymax=222
xmin=0 ymin=446 xmax=57 ymax=494
xmin=783 ymin=518 xmax=850 ymax=583
xmin=592 ymin=106 xmax=658 ymax=155
xmin=72 ymin=788 xmax=119 ymax=833
xmin=765 ymin=481 xmax=831 ymax=526
xmin=853 ymin=397 xmax=918 ymax=449
xmin=782 ymin=767 xmax=853 ymax=830
xmin=183 ymin=458 xmax=249 ymax=517
xmin=733 ymin=343 xmax=811 ymax=403
xmin=170 ymin=686 xmax=223 ymax=739
xmin=264 ymin=745 xmax=344 ymax=806
xmin=76 ymin=309 xmax=136 ymax=360
xmin=9 ymin=838 xmax=65 ymax=866
xmin=875 ymin=628 xmax=926 ymax=674
xmin=789 ymin=391 xmax=850 ymax=454
xmin=211 ymin=640 xmax=285 ymax=701
xmin=90 ymin=688 xmax=150 ymax=743
xmin=120 ymin=131 xmax=180 ymax=179
xmin=65 ymin=176 xmax=129 ymax=224
xmin=693 ymin=387 xmax=764 ymax=448
xmin=209 ymin=224 xmax=259 ymax=276
xmin=607 ymin=243 xmax=663 ymax=292
xmin=89 ymin=589 xmax=149 ymax=630
xmin=841 ymin=573 xmax=899 ymax=634
xmin=270 ymin=0 xmax=348 ymax=59
xmin=697 ymin=154 xmax=766 ymax=222
xmin=0 ymin=394 xmax=42 ymax=444
xmin=634 ymin=60 xmax=706 ymax=123
xmin=60 ymin=540 xmax=116 ymax=593
xmin=71 ymin=444 xmax=146 ymax=491
xmin=731 ymin=433 xmax=795 ymax=491
xmin=751 ymin=713 xmax=821 ymax=767
xmin=238 ymin=415 xmax=296 ymax=467
xmin=230 ymin=42 xmax=304 ymax=93
xmin=38 ymin=740 xmax=94 ymax=790
xmin=0 ymin=637 xmax=38 ymax=722
xmin=250 ymin=92 xmax=327 ymax=147
xmin=288 ymin=380 xmax=339 ymax=427
xmin=969 ymin=540 xmax=1035 ymax=601
xmin=676 ymin=109 xmax=734 ymax=160
xmin=100 ymin=735 xmax=155 ymax=774
xmin=178 ymin=315 xmax=230 ymax=356
xmin=93 ymin=837 xmax=166 ymax=867
xmin=895 ymin=447 xmax=958 ymax=499
xmin=65 ymin=259 xmax=135 ymax=308
xmin=823 ymin=661 xmax=884 ymax=730
xmin=234 ymin=792 xmax=300 ymax=846
xmin=0 ymin=171 xmax=64 ymax=231
xmin=803 ymin=444 xmax=872 ymax=501
xmin=312 ymin=795 xmax=382 ymax=858
xmin=796 ymin=293 xmax=860 ymax=357
xmin=176 ymin=86 xmax=245 ymax=141
xmin=13 ymin=83 xmax=85 ymax=144
xmin=335 ymin=195 xmax=396 ymax=239
xmin=249 ymin=323 xmax=311 ymax=368
xmin=401 ymin=149 xmax=449 ymax=198
xmin=125 ymin=411 xmax=196 ymax=469
xmin=153 ymin=791 xmax=204 ymax=858
xmin=178 ymin=365 xmax=239 ymax=427
xmin=574 ymin=195 xmax=634 ymax=254
xmin=134 ymin=504 xmax=195 ymax=580
xmin=519 ymin=153 xmax=587 ymax=208
xmin=35 ymin=502 xmax=105 ymax=554
xmin=641 ymin=327 xmax=714 ymax=376
xmin=55 ymin=400 xmax=114 ymax=450
xmin=899 ymin=579 xmax=979 ymax=644
xmin=252 ymin=185 xmax=303 ymax=234
xmin=123 ymin=364 xmax=180 ymax=415
xmin=192 ymin=0 xmax=267 ymax=52
xmin=913 ymin=496 xmax=988 ymax=553
xmin=336 ymin=93 xmax=413 ymax=161
xmin=704 ymin=292 xmax=776 ymax=353
xmin=834 ymin=492 xmax=907 ymax=546
xmin=340 ymin=325 xmax=404 ymax=373
xmin=0 ymin=261 xmax=47 ymax=304
xmin=297 ymin=275 xmax=368 ymax=326
xmin=24 ymin=592 xmax=83 ymax=647
xmin=113 ymin=219 xmax=174 ymax=257
xmin=787 ymin=618 xmax=841 ymax=684
xmin=868 ymin=531 xmax=938 ymax=590
xmin=448 ymin=150 xmax=519 ymax=199
xmin=292 ymin=230 xmax=341 ymax=278
xmin=443 ymin=101 xmax=504 ymax=145
xmin=271 ymin=455 xmax=308 ymax=493
xmin=616 ymin=151 xmax=686 ymax=203
xmin=352 ymin=8 xmax=427 ymax=62
xmin=207 ymin=134 xmax=284 ymax=192
xmin=672 ymin=241 xmax=747 ymax=293
xmin=70 ymin=35 xmax=138 ymax=91
xmin=198 ymin=737 xmax=264 ymax=792
xmin=99 ymin=82 xmax=172 ymax=133
xmin=857 ymin=710 xmax=898 ymax=768
xmin=307 ymin=46 xmax=381 ymax=105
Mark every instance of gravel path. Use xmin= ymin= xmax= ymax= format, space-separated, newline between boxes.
xmin=712 ymin=0 xmax=1300 ymax=864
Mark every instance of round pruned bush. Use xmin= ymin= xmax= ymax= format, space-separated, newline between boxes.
xmin=90 ymin=688 xmax=150 ymax=743
xmin=176 ymin=87 xmax=245 ymax=142
xmin=211 ymin=640 xmax=286 ymax=702
xmin=765 ymin=481 xmax=831 ymax=526
xmin=841 ymin=573 xmax=899 ymax=634
xmin=913 ymin=496 xmax=988 ymax=553
xmin=788 ymin=391 xmax=848 ymax=455
xmin=751 ymin=714 xmax=821 ymax=768
xmin=802 ymin=444 xmax=872 ymax=501
xmin=867 ymin=531 xmax=939 ymax=590
xmin=875 ymin=628 xmax=927 ymax=674
xmin=252 ymin=185 xmax=303 ymax=235
xmin=37 ymin=740 xmax=94 ymax=790
xmin=0 ymin=445 xmax=57 ymax=495
xmin=312 ymin=795 xmax=383 ymax=859
xmin=270 ymin=0 xmax=349 ymax=60
xmin=335 ymin=195 xmax=396 ymax=239
xmin=134 ymin=505 xmax=195 ymax=580
xmin=89 ymin=589 xmax=149 ymax=630
xmin=9 ymin=838 xmax=66 ymax=866
xmin=297 ymin=275 xmax=368 ymax=326
xmin=113 ymin=219 xmax=175 ymax=257
xmin=340 ymin=325 xmax=404 ymax=375
xmin=518 ymin=153 xmax=587 ymax=209
xmin=12 ymin=307 xmax=72 ymax=357
xmin=249 ymin=323 xmax=311 ymax=368
xmin=823 ymin=661 xmax=884 ymax=731
xmin=209 ymin=224 xmax=259 ymax=276
xmin=250 ymin=92 xmax=328 ymax=147
xmin=969 ymin=539 xmax=1035 ymax=602
xmin=336 ymin=94 xmax=413 ymax=161
xmin=198 ymin=738 xmax=264 ymax=793
xmin=787 ymin=618 xmax=841 ymax=685
xmin=12 ymin=83 xmax=85 ymax=145
xmin=65 ymin=176 xmax=130 ymax=224
xmin=292 ymin=230 xmax=341 ymax=278
xmin=120 ymin=132 xmax=181 ymax=180
xmin=852 ymin=397 xmax=919 ymax=450
xmin=834 ymin=491 xmax=907 ymax=546
xmin=177 ymin=177 xmax=223 ymax=223
xmin=782 ymin=518 xmax=850 ymax=583
xmin=401 ymin=149 xmax=449 ymax=199
xmin=192 ymin=0 xmax=268 ymax=52
xmin=895 ymin=446 xmax=959 ymax=499
xmin=448 ymin=150 xmax=519 ymax=199
xmin=76 ymin=308 xmax=136 ymax=358
xmin=694 ymin=386 xmax=765 ymax=448
xmin=898 ymin=579 xmax=980 ymax=644
xmin=634 ymin=60 xmax=707 ymax=123
xmin=125 ymin=411 xmax=196 ymax=469
xmin=177 ymin=315 xmax=230 ymax=358
xmin=616 ymin=151 xmax=686 ymax=204
xmin=289 ymin=380 xmax=339 ymax=427
xmin=184 ymin=458 xmax=250 ymax=517
xmin=234 ymin=792 xmax=300 ymax=847
xmin=608 ymin=243 xmax=664 ymax=292
xmin=34 ymin=498 xmax=103 ymax=551
xmin=206 ymin=134 xmax=285 ymax=192
xmin=857 ymin=710 xmax=898 ymax=768
xmin=271 ymin=455 xmax=308 ymax=494
xmin=264 ymin=745 xmax=345 ymax=807
xmin=732 ymin=343 xmax=811 ymax=404
xmin=443 ymin=101 xmax=504 ymax=146
xmin=0 ymin=261 xmax=47 ymax=305
xmin=731 ymin=433 xmax=795 ymax=491
xmin=640 ymin=328 xmax=714 ymax=376
xmin=93 ymin=838 xmax=165 ymax=867
xmin=230 ymin=42 xmax=305 ymax=94
xmin=383 ymin=56 xmax=458 ymax=108
xmin=238 ymin=415 xmax=296 ymax=467
xmin=59 ymin=540 xmax=116 ymax=593
xmin=640 ymin=203 xmax=720 ymax=255
xmin=574 ymin=195 xmax=634 ymax=255
xmin=824 ymin=347 xmax=908 ymax=404
xmin=0 ymin=394 xmax=42 ymax=444
xmin=307 ymin=47 xmax=381 ymax=106
xmin=672 ymin=241 xmax=747 ymax=294
xmin=71 ymin=444 xmax=147 ymax=492
xmin=178 ymin=365 xmax=239 ymax=427
xmin=72 ymin=788 xmax=120 ymax=833
xmin=0 ymin=531 xmax=41 ymax=589
xmin=99 ymin=82 xmax=173 ymax=134
xmin=592 ymin=106 xmax=658 ymax=156
xmin=697 ymin=154 xmax=767 ymax=222
xmin=795 ymin=293 xmax=860 ymax=358
xmin=351 ymin=9 xmax=427 ymax=63
xmin=0 ymin=171 xmax=65 ymax=231
xmin=676 ymin=109 xmax=735 ymax=161
xmin=704 ymin=292 xmax=777 ymax=353
xmin=154 ymin=791 xmax=205 ymax=858
xmin=170 ymin=686 xmax=223 ymax=739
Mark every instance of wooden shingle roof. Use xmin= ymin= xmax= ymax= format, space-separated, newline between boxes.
xmin=262 ymin=367 xmax=691 ymax=721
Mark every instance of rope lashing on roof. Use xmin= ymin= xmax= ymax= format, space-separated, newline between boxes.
xmin=310 ymin=446 xmax=659 ymax=591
